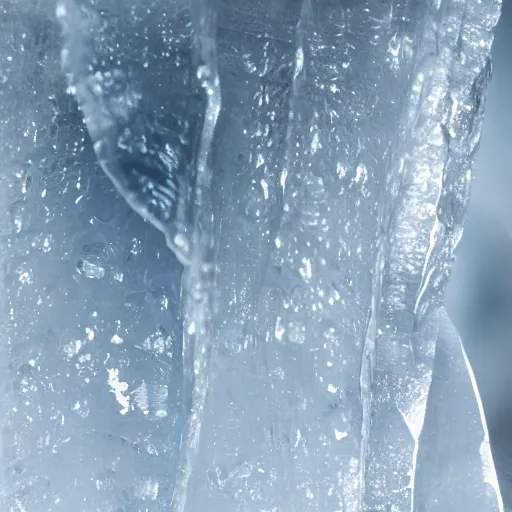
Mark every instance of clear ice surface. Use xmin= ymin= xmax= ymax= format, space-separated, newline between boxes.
xmin=0 ymin=0 xmax=504 ymax=511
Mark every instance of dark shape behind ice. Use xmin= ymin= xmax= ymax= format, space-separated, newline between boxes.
xmin=92 ymin=111 xmax=196 ymax=262
xmin=57 ymin=0 xmax=206 ymax=264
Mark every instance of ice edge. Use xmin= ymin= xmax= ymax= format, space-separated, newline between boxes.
xmin=171 ymin=3 xmax=221 ymax=511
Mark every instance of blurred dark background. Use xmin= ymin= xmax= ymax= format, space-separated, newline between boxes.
xmin=446 ymin=0 xmax=512 ymax=506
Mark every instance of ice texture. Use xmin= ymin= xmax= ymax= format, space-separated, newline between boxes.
xmin=57 ymin=0 xmax=209 ymax=265
xmin=172 ymin=0 xmax=503 ymax=511
xmin=167 ymin=1 xmax=501 ymax=512
xmin=0 ymin=0 xmax=504 ymax=512
xmin=0 ymin=2 xmax=186 ymax=511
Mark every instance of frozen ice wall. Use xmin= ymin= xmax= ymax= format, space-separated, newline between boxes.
xmin=0 ymin=0 xmax=504 ymax=511
xmin=0 ymin=1 xmax=186 ymax=511
xmin=176 ymin=0 xmax=502 ymax=510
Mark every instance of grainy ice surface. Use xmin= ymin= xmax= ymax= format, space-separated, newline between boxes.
xmin=0 ymin=0 xmax=505 ymax=511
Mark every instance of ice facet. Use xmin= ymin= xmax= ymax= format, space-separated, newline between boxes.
xmin=175 ymin=0 xmax=503 ymax=511
xmin=416 ymin=308 xmax=503 ymax=512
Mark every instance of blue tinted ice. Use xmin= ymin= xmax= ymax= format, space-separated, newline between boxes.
xmin=57 ymin=0 xmax=209 ymax=264
xmin=0 ymin=0 xmax=505 ymax=511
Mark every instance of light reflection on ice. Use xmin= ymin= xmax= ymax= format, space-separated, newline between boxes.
xmin=107 ymin=368 xmax=130 ymax=415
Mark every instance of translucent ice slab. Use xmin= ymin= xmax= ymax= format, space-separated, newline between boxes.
xmin=0 ymin=0 xmax=503 ymax=511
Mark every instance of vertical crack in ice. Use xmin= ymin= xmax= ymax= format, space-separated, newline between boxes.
xmin=413 ymin=214 xmax=441 ymax=318
xmin=409 ymin=431 xmax=420 ymax=512
xmin=359 ymin=239 xmax=386 ymax=509
xmin=171 ymin=2 xmax=220 ymax=511
xmin=281 ymin=1 xmax=307 ymax=206
xmin=279 ymin=21 xmax=306 ymax=197
xmin=279 ymin=7 xmax=308 ymax=506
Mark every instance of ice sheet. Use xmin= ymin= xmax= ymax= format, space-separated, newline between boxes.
xmin=0 ymin=0 xmax=504 ymax=511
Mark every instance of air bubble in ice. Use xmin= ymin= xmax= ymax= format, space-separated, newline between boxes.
xmin=76 ymin=259 xmax=106 ymax=279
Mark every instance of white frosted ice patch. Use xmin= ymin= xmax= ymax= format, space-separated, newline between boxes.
xmin=107 ymin=368 xmax=130 ymax=415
